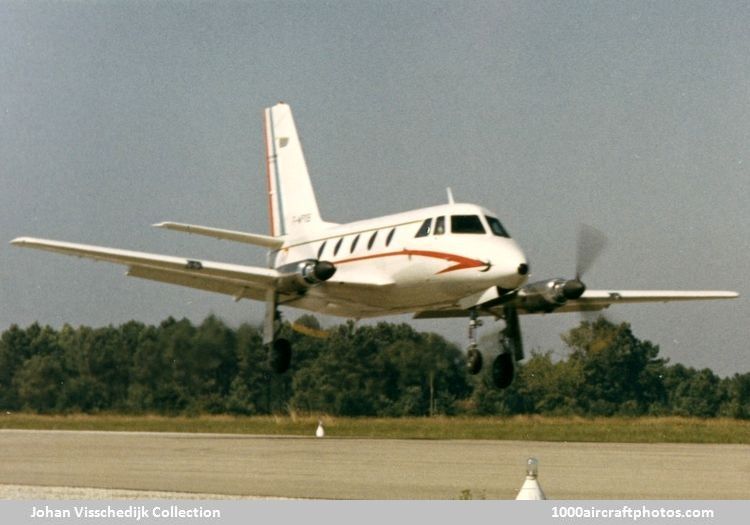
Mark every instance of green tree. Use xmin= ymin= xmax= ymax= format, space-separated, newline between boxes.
xmin=226 ymin=323 xmax=268 ymax=415
xmin=664 ymin=364 xmax=723 ymax=417
xmin=719 ymin=373 xmax=750 ymax=419
xmin=563 ymin=318 xmax=666 ymax=415
xmin=13 ymin=354 xmax=65 ymax=412
xmin=191 ymin=315 xmax=237 ymax=412
xmin=515 ymin=351 xmax=583 ymax=415
xmin=0 ymin=324 xmax=33 ymax=409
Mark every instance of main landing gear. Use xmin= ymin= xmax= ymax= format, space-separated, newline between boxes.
xmin=465 ymin=306 xmax=522 ymax=389
xmin=269 ymin=336 xmax=292 ymax=374
xmin=264 ymin=291 xmax=292 ymax=374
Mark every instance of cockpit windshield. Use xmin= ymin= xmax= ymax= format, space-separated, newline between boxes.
xmin=485 ymin=216 xmax=510 ymax=238
xmin=451 ymin=215 xmax=486 ymax=234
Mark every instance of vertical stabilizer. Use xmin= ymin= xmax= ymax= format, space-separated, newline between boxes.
xmin=263 ymin=103 xmax=324 ymax=237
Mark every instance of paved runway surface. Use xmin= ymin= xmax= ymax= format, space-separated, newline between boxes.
xmin=1 ymin=430 xmax=748 ymax=499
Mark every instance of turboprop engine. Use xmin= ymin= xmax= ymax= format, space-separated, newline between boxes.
xmin=275 ymin=259 xmax=336 ymax=294
xmin=513 ymin=278 xmax=586 ymax=313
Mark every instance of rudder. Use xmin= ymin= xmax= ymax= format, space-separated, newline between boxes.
xmin=263 ymin=103 xmax=324 ymax=237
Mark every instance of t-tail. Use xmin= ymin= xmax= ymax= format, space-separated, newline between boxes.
xmin=264 ymin=103 xmax=329 ymax=237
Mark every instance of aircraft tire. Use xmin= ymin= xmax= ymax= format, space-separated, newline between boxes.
xmin=269 ymin=338 xmax=292 ymax=373
xmin=492 ymin=352 xmax=514 ymax=389
xmin=466 ymin=347 xmax=483 ymax=375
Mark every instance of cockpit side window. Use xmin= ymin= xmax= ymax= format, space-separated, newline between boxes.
xmin=451 ymin=215 xmax=486 ymax=234
xmin=434 ymin=216 xmax=445 ymax=235
xmin=486 ymin=216 xmax=510 ymax=238
xmin=415 ymin=218 xmax=432 ymax=237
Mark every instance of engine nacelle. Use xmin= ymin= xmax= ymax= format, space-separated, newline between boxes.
xmin=275 ymin=259 xmax=336 ymax=294
xmin=515 ymin=278 xmax=585 ymax=313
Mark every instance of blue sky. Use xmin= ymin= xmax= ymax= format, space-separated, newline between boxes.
xmin=1 ymin=1 xmax=747 ymax=375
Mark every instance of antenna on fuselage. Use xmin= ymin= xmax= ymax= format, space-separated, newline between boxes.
xmin=446 ymin=187 xmax=455 ymax=204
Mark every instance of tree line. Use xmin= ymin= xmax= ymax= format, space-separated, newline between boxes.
xmin=0 ymin=315 xmax=747 ymax=418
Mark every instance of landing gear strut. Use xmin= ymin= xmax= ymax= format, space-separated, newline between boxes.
xmin=264 ymin=290 xmax=292 ymax=374
xmin=465 ymin=309 xmax=483 ymax=375
xmin=491 ymin=305 xmax=522 ymax=389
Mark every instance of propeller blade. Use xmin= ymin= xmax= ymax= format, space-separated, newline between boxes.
xmin=576 ymin=224 xmax=608 ymax=279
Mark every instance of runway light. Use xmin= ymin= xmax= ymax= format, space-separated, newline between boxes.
xmin=526 ymin=457 xmax=539 ymax=478
xmin=515 ymin=456 xmax=546 ymax=500
xmin=316 ymin=420 xmax=325 ymax=438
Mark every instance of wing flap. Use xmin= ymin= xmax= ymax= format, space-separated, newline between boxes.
xmin=126 ymin=266 xmax=269 ymax=301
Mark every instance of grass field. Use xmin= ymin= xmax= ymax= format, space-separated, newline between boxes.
xmin=1 ymin=413 xmax=749 ymax=443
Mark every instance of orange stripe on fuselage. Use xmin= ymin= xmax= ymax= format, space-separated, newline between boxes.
xmin=262 ymin=109 xmax=275 ymax=237
xmin=332 ymin=249 xmax=485 ymax=274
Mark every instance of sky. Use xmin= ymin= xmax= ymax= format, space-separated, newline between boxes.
xmin=1 ymin=1 xmax=747 ymax=376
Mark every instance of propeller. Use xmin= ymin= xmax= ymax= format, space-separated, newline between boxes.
xmin=562 ymin=224 xmax=608 ymax=300
xmin=576 ymin=224 xmax=608 ymax=280
xmin=574 ymin=224 xmax=610 ymax=322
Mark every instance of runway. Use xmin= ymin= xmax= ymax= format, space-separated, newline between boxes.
xmin=0 ymin=430 xmax=748 ymax=499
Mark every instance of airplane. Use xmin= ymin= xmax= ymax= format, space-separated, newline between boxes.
xmin=11 ymin=103 xmax=739 ymax=388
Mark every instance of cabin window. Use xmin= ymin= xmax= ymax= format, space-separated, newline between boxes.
xmin=434 ymin=216 xmax=445 ymax=235
xmin=367 ymin=231 xmax=377 ymax=250
xmin=317 ymin=241 xmax=327 ymax=259
xmin=386 ymin=228 xmax=396 ymax=246
xmin=451 ymin=215 xmax=486 ymax=234
xmin=486 ymin=216 xmax=510 ymax=238
xmin=350 ymin=234 xmax=360 ymax=253
xmin=415 ymin=218 xmax=432 ymax=237
xmin=334 ymin=238 xmax=343 ymax=256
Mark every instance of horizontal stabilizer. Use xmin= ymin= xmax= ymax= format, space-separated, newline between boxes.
xmin=153 ymin=222 xmax=284 ymax=249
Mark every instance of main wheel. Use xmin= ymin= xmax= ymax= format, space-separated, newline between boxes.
xmin=269 ymin=338 xmax=292 ymax=373
xmin=492 ymin=352 xmax=514 ymax=389
xmin=466 ymin=346 xmax=483 ymax=375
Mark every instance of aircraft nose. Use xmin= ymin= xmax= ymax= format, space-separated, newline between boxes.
xmin=490 ymin=241 xmax=528 ymax=287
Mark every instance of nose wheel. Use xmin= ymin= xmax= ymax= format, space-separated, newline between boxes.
xmin=465 ymin=309 xmax=484 ymax=375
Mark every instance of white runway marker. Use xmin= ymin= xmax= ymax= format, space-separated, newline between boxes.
xmin=515 ymin=457 xmax=546 ymax=500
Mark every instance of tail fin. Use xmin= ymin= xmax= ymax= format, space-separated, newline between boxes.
xmin=263 ymin=103 xmax=325 ymax=237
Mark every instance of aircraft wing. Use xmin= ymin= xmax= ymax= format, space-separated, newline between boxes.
xmin=10 ymin=237 xmax=278 ymax=301
xmin=529 ymin=289 xmax=739 ymax=314
xmin=414 ymin=289 xmax=738 ymax=319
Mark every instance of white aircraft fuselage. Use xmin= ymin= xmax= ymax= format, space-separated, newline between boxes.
xmin=275 ymin=202 xmax=528 ymax=318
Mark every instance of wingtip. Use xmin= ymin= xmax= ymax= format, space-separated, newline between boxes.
xmin=10 ymin=237 xmax=30 ymax=245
